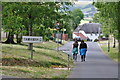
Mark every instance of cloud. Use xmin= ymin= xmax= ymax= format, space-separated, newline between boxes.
xmin=74 ymin=1 xmax=93 ymax=5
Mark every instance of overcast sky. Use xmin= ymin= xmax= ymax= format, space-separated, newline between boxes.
xmin=77 ymin=0 xmax=93 ymax=1
xmin=74 ymin=0 xmax=93 ymax=5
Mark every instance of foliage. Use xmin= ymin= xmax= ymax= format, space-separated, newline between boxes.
xmin=93 ymin=2 xmax=120 ymax=52
xmin=94 ymin=39 xmax=99 ymax=42
xmin=93 ymin=2 xmax=119 ymax=38
xmin=99 ymin=41 xmax=118 ymax=62
xmin=70 ymin=8 xmax=84 ymax=29
xmin=2 ymin=2 xmax=73 ymax=43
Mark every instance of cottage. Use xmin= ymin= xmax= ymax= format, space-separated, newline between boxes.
xmin=73 ymin=23 xmax=102 ymax=41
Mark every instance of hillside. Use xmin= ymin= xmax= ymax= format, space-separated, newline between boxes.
xmin=1 ymin=41 xmax=73 ymax=78
xmin=68 ymin=1 xmax=97 ymax=18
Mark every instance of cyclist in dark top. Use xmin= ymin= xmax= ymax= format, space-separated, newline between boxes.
xmin=72 ymin=40 xmax=79 ymax=61
xmin=79 ymin=40 xmax=87 ymax=62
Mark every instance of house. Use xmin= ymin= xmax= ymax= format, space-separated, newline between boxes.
xmin=73 ymin=25 xmax=88 ymax=41
xmin=73 ymin=23 xmax=102 ymax=41
xmin=1 ymin=29 xmax=8 ymax=38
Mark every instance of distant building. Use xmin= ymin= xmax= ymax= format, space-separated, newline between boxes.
xmin=73 ymin=23 xmax=102 ymax=41
xmin=73 ymin=25 xmax=88 ymax=40
xmin=1 ymin=29 xmax=8 ymax=38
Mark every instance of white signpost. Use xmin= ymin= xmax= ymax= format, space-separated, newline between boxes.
xmin=22 ymin=36 xmax=43 ymax=43
xmin=22 ymin=36 xmax=43 ymax=59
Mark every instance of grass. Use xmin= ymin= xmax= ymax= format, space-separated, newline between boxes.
xmin=1 ymin=40 xmax=73 ymax=78
xmin=80 ymin=18 xmax=92 ymax=25
xmin=82 ymin=7 xmax=91 ymax=12
xmin=80 ymin=20 xmax=89 ymax=25
xmin=1 ymin=66 xmax=70 ymax=78
xmin=33 ymin=40 xmax=60 ymax=50
xmin=99 ymin=40 xmax=119 ymax=62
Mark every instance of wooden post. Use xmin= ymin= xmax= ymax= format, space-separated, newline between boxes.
xmin=31 ymin=49 xmax=33 ymax=59
xmin=68 ymin=54 xmax=70 ymax=70
xmin=30 ymin=44 xmax=33 ymax=59
xmin=28 ymin=14 xmax=33 ymax=50
xmin=28 ymin=14 xmax=33 ymax=59
xmin=118 ymin=30 xmax=120 ymax=53
xmin=118 ymin=39 xmax=120 ymax=53
xmin=113 ymin=37 xmax=116 ymax=48
xmin=108 ymin=36 xmax=110 ymax=52
xmin=57 ymin=30 xmax=59 ymax=51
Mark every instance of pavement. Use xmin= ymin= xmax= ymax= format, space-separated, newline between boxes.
xmin=58 ymin=41 xmax=73 ymax=55
xmin=59 ymin=41 xmax=118 ymax=78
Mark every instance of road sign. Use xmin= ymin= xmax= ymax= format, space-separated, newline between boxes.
xmin=22 ymin=36 xmax=42 ymax=43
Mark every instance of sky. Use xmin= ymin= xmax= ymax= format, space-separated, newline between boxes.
xmin=76 ymin=0 xmax=119 ymax=2
xmin=74 ymin=1 xmax=93 ymax=5
xmin=77 ymin=0 xmax=93 ymax=1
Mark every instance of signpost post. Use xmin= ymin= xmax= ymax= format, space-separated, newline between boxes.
xmin=55 ymin=22 xmax=63 ymax=51
xmin=55 ymin=22 xmax=60 ymax=51
xmin=62 ymin=28 xmax=66 ymax=44
xmin=22 ymin=36 xmax=43 ymax=59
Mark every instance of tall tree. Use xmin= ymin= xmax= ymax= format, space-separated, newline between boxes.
xmin=2 ymin=2 xmax=72 ymax=44
xmin=2 ymin=3 xmax=25 ymax=44
xmin=70 ymin=8 xmax=84 ymax=29
xmin=93 ymin=2 xmax=120 ymax=52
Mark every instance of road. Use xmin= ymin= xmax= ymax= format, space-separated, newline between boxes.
xmin=59 ymin=41 xmax=118 ymax=79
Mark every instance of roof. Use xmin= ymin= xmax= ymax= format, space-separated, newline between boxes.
xmin=74 ymin=25 xmax=82 ymax=32
xmin=73 ymin=32 xmax=88 ymax=39
xmin=74 ymin=23 xmax=102 ymax=34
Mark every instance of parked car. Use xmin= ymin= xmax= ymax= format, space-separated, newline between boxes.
xmin=73 ymin=36 xmax=81 ymax=41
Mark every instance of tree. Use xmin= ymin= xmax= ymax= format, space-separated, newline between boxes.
xmin=93 ymin=2 xmax=120 ymax=52
xmin=2 ymin=2 xmax=73 ymax=44
xmin=0 ymin=2 xmax=2 ymax=42
xmin=70 ymin=8 xmax=84 ymax=29
xmin=2 ymin=3 xmax=25 ymax=44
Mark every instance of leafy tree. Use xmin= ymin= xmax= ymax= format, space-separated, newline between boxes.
xmin=93 ymin=2 xmax=120 ymax=52
xmin=2 ymin=3 xmax=25 ymax=44
xmin=2 ymin=2 xmax=72 ymax=45
xmin=70 ymin=8 xmax=84 ymax=29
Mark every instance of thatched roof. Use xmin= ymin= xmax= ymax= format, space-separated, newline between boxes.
xmin=74 ymin=25 xmax=82 ymax=32
xmin=74 ymin=23 xmax=102 ymax=34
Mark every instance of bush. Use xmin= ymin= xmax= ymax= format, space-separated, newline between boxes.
xmin=94 ymin=39 xmax=99 ymax=42
xmin=49 ymin=36 xmax=54 ymax=40
xmin=44 ymin=36 xmax=49 ymax=41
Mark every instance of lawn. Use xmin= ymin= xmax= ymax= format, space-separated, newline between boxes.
xmin=1 ymin=40 xmax=73 ymax=78
xmin=99 ymin=40 xmax=119 ymax=62
xmin=80 ymin=18 xmax=92 ymax=25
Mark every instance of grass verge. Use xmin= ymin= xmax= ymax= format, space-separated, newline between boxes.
xmin=1 ymin=40 xmax=73 ymax=78
xmin=99 ymin=40 xmax=118 ymax=62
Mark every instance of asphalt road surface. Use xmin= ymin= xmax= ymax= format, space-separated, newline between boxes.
xmin=59 ymin=41 xmax=118 ymax=78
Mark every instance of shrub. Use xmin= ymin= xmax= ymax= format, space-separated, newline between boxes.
xmin=94 ymin=39 xmax=99 ymax=42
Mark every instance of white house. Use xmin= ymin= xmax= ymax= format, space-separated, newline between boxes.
xmin=73 ymin=25 xmax=88 ymax=40
xmin=73 ymin=23 xmax=102 ymax=41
